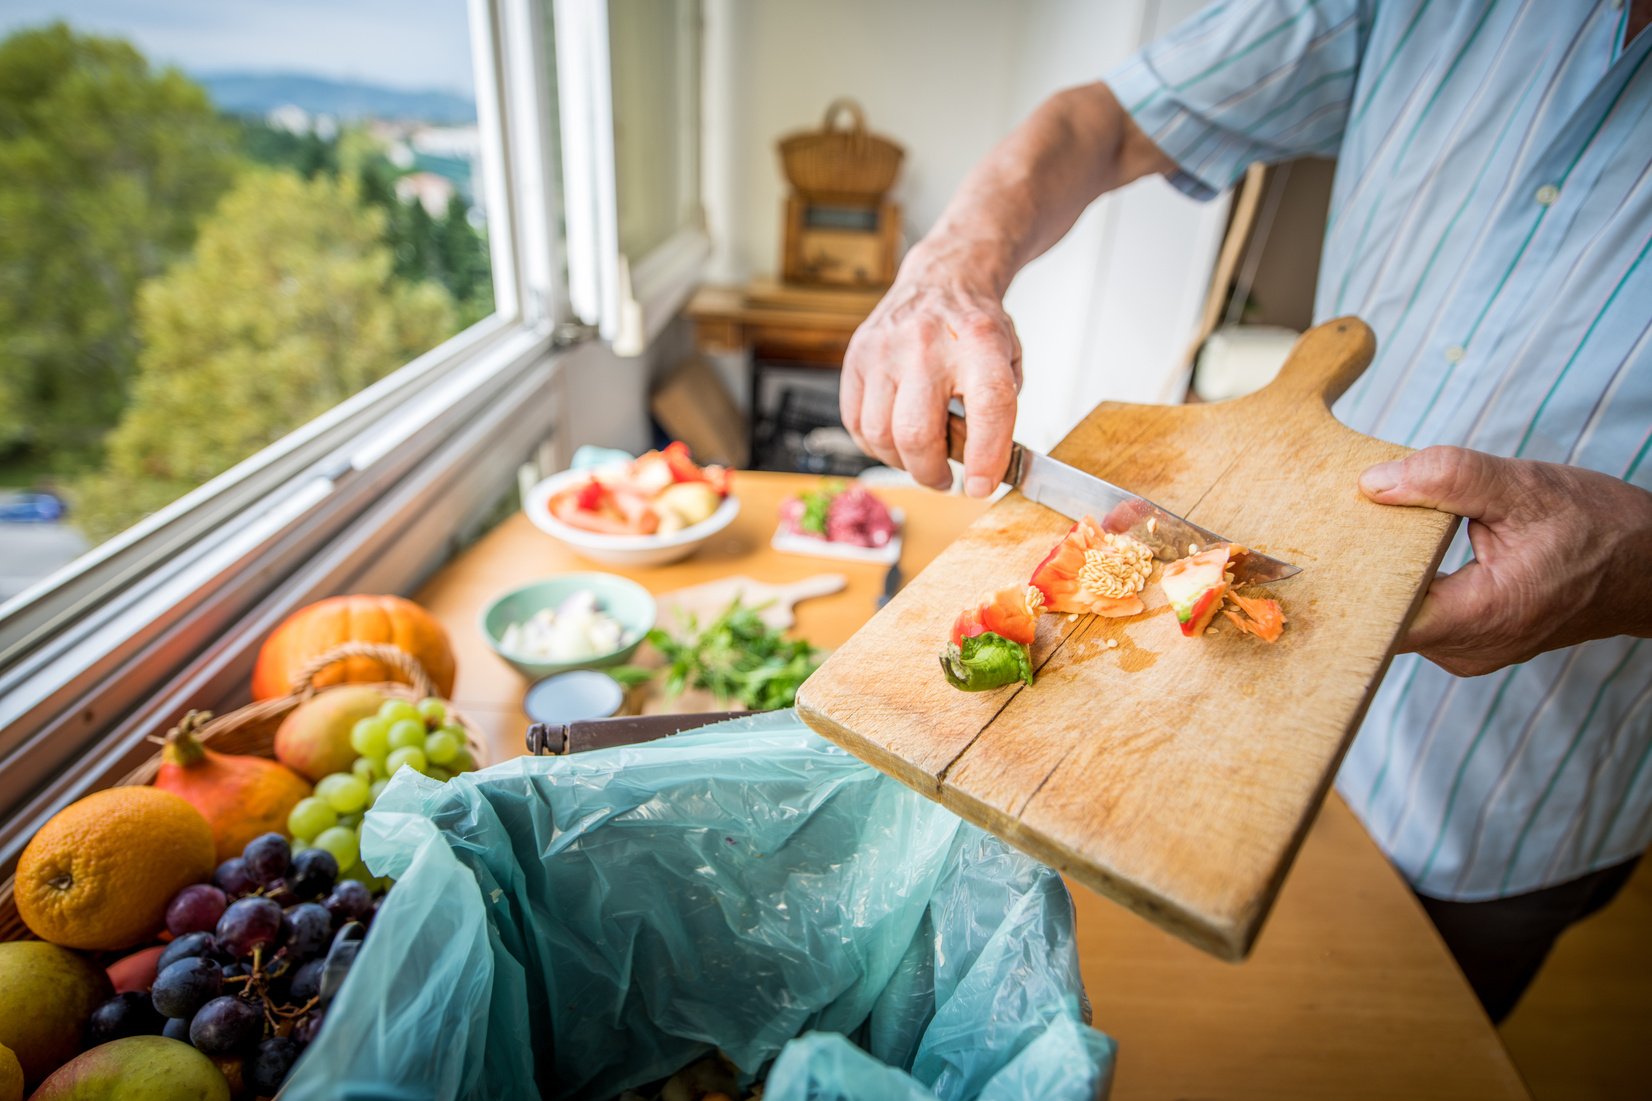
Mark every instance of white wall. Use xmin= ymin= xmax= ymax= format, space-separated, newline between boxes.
xmin=701 ymin=0 xmax=1228 ymax=452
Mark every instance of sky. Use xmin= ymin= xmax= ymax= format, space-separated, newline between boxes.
xmin=0 ymin=0 xmax=478 ymax=95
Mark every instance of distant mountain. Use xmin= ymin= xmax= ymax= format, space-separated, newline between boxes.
xmin=195 ymin=72 xmax=475 ymax=125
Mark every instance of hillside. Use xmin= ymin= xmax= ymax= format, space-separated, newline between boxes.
xmin=196 ymin=72 xmax=475 ymax=124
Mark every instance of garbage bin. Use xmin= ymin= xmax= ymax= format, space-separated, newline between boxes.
xmin=282 ymin=712 xmax=1115 ymax=1100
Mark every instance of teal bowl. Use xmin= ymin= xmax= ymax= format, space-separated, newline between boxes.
xmin=480 ymin=572 xmax=656 ymax=680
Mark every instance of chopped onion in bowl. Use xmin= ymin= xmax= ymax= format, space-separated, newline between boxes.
xmin=499 ymin=591 xmax=634 ymax=662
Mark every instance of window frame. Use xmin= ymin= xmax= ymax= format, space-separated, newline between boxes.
xmin=554 ymin=0 xmax=709 ymax=355
xmin=0 ymin=0 xmax=571 ymax=870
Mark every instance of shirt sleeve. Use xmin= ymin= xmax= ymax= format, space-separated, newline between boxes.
xmin=1104 ymin=0 xmax=1373 ymax=200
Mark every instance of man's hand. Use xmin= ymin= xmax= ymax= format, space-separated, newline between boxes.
xmin=1360 ymin=446 xmax=1652 ymax=677
xmin=838 ymin=82 xmax=1176 ymax=498
xmin=841 ymin=242 xmax=1022 ymax=497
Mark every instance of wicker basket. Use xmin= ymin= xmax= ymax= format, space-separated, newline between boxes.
xmin=778 ymin=98 xmax=904 ymax=202
xmin=0 ymin=642 xmax=485 ymax=945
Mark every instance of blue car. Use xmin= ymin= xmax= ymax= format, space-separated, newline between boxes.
xmin=0 ymin=491 xmax=67 ymax=523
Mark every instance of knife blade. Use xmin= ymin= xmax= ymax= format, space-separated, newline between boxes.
xmin=945 ymin=402 xmax=1299 ymax=585
xmin=876 ymin=562 xmax=902 ymax=608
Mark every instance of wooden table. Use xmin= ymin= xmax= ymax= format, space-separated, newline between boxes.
xmin=414 ymin=470 xmax=1529 ymax=1100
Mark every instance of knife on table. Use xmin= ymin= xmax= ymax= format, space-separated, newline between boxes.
xmin=945 ymin=400 xmax=1299 ymax=585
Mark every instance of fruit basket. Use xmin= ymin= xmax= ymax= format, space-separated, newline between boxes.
xmin=0 ymin=642 xmax=485 ymax=945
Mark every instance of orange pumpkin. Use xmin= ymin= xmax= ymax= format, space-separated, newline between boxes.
xmin=251 ymin=594 xmax=456 ymax=700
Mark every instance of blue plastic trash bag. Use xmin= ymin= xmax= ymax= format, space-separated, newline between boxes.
xmin=283 ymin=711 xmax=1115 ymax=1101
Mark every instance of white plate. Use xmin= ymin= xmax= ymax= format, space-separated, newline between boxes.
xmin=523 ymin=468 xmax=740 ymax=568
xmin=770 ymin=508 xmax=904 ymax=565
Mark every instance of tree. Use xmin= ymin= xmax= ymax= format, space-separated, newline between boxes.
xmin=438 ymin=192 xmax=495 ymax=325
xmin=72 ymin=170 xmax=456 ymax=539
xmin=0 ymin=24 xmax=238 ymax=461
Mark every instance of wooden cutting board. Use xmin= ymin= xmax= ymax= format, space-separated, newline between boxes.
xmin=795 ymin=318 xmax=1458 ymax=960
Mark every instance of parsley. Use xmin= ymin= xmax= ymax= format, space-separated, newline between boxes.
xmin=610 ymin=598 xmax=820 ymax=711
xmin=797 ymin=480 xmax=844 ymax=535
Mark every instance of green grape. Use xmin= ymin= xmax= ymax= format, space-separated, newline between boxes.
xmin=316 ymin=773 xmax=370 ymax=814
xmin=337 ymin=812 xmax=363 ymax=830
xmin=448 ymin=745 xmax=477 ymax=774
xmin=426 ymin=766 xmax=454 ymax=783
xmin=416 ymin=697 xmax=448 ymax=725
xmin=385 ymin=746 xmax=428 ymax=775
xmin=424 ymin=729 xmax=460 ymax=765
xmin=314 ymin=825 xmax=360 ymax=870
xmin=369 ymin=778 xmax=389 ymax=804
xmin=287 ymin=796 xmax=337 ymax=842
xmin=387 ymin=719 xmax=427 ymax=750
xmin=377 ymin=699 xmax=420 ymax=724
xmin=349 ymin=716 xmax=392 ymax=759
xmin=351 ymin=757 xmax=378 ymax=783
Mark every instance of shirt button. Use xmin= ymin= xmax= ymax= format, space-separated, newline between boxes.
xmin=1444 ymin=345 xmax=1466 ymax=363
xmin=1535 ymin=184 xmax=1561 ymax=205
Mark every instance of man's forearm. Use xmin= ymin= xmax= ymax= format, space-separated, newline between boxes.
xmin=908 ymin=81 xmax=1174 ymax=298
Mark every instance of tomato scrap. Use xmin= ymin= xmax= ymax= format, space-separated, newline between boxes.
xmin=1223 ymin=591 xmax=1286 ymax=642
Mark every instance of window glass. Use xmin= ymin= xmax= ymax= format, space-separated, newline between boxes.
xmin=608 ymin=0 xmax=702 ymax=261
xmin=0 ymin=1 xmax=494 ymax=596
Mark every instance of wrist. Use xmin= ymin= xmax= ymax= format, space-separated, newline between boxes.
xmin=901 ymin=230 xmax=1019 ymax=299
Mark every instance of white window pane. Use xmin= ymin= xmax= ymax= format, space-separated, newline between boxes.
xmin=608 ymin=0 xmax=702 ymax=261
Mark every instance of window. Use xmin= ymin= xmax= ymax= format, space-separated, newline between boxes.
xmin=555 ymin=0 xmax=707 ymax=352
xmin=0 ymin=2 xmax=498 ymax=579
xmin=0 ymin=0 xmax=709 ymax=873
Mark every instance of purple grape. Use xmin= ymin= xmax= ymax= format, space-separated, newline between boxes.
xmin=152 ymin=957 xmax=224 ymax=1019
xmin=263 ymin=879 xmax=299 ymax=907
xmin=189 ymin=995 xmax=265 ymax=1056
xmin=282 ymin=903 xmax=332 ymax=962
xmin=242 ymin=832 xmax=292 ymax=887
xmin=88 ymin=992 xmax=166 ymax=1044
xmin=222 ymin=961 xmax=250 ymax=980
xmin=247 ymin=1036 xmax=302 ymax=1094
xmin=216 ymin=897 xmax=284 ymax=959
xmin=292 ymin=1011 xmax=324 ymax=1045
xmin=166 ymin=883 xmax=229 ymax=936
xmin=213 ymin=857 xmax=258 ymax=897
xmin=322 ymin=880 xmax=372 ymax=923
xmin=156 ymin=931 xmax=217 ymax=974
xmin=289 ymin=849 xmax=339 ymax=900
xmin=286 ymin=959 xmax=324 ymax=1005
xmin=162 ymin=1014 xmax=193 ymax=1042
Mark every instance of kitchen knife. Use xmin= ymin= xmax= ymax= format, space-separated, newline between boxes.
xmin=945 ymin=401 xmax=1299 ymax=585
xmin=876 ymin=562 xmax=902 ymax=608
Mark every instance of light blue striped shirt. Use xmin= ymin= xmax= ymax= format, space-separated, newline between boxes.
xmin=1106 ymin=0 xmax=1651 ymax=900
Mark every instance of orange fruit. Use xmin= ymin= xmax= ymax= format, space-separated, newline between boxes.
xmin=15 ymin=786 xmax=215 ymax=951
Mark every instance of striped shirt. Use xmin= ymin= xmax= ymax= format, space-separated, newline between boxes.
xmin=1105 ymin=0 xmax=1651 ymax=900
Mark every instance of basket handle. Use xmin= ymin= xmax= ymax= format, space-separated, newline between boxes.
xmin=820 ymin=97 xmax=867 ymax=136
xmin=290 ymin=642 xmax=438 ymax=699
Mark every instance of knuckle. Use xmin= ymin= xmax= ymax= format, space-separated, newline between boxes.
xmin=891 ymin=417 xmax=933 ymax=451
xmin=961 ymin=312 xmax=1007 ymax=345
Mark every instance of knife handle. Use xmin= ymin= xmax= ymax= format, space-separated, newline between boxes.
xmin=945 ymin=399 xmax=1022 ymax=486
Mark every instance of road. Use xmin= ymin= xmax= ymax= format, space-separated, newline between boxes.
xmin=0 ymin=522 xmax=89 ymax=602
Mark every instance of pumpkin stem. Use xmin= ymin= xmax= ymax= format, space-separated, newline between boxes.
xmin=162 ymin=710 xmax=214 ymax=768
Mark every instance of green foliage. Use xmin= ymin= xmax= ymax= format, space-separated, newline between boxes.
xmin=71 ymin=170 xmax=456 ymax=539
xmin=612 ymin=599 xmax=821 ymax=711
xmin=233 ymin=116 xmax=494 ymax=324
xmin=0 ymin=23 xmax=238 ymax=461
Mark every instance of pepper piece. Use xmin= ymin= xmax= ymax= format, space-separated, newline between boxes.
xmin=1029 ymin=516 xmax=1153 ymax=617
xmin=941 ymin=586 xmax=1041 ymax=692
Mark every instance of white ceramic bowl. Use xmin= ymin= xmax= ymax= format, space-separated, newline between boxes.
xmin=523 ymin=468 xmax=740 ymax=568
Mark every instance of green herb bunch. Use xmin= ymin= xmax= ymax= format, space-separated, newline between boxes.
xmin=611 ymin=598 xmax=820 ymax=711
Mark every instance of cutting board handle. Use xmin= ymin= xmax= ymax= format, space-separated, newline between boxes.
xmin=1249 ymin=316 xmax=1377 ymax=411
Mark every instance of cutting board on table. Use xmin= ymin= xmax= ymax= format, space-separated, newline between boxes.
xmin=796 ymin=318 xmax=1458 ymax=961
